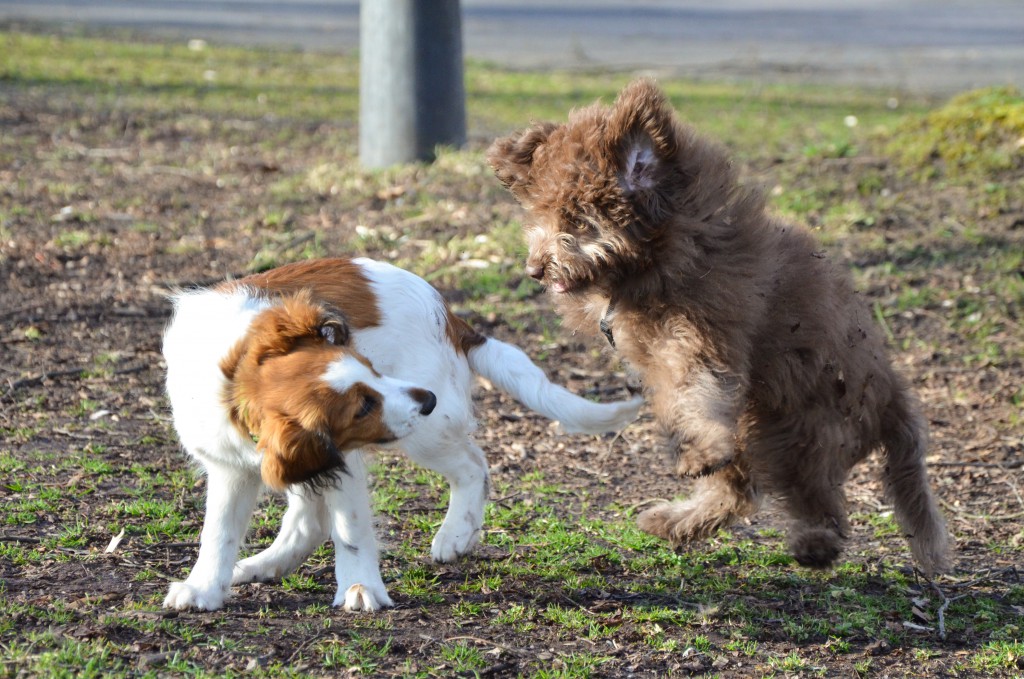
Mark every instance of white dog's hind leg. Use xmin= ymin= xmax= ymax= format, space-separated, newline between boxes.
xmin=404 ymin=436 xmax=489 ymax=563
xmin=164 ymin=463 xmax=262 ymax=611
xmin=323 ymin=452 xmax=393 ymax=611
xmin=232 ymin=487 xmax=329 ymax=585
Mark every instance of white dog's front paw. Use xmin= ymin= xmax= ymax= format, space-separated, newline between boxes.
xmin=430 ymin=519 xmax=481 ymax=563
xmin=334 ymin=583 xmax=393 ymax=612
xmin=162 ymin=581 xmax=227 ymax=611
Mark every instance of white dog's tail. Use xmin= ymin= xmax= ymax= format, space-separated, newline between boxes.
xmin=467 ymin=337 xmax=642 ymax=434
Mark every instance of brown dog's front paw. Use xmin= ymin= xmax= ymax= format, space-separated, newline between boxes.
xmin=674 ymin=455 xmax=734 ymax=479
xmin=637 ymin=504 xmax=679 ymax=543
xmin=667 ymin=429 xmax=736 ymax=479
xmin=638 ymin=501 xmax=728 ymax=546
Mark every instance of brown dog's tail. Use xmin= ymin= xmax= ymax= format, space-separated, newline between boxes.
xmin=880 ymin=389 xmax=952 ymax=576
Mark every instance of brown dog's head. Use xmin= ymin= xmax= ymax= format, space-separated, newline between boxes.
xmin=487 ymin=78 xmax=736 ymax=296
xmin=221 ymin=291 xmax=436 ymax=490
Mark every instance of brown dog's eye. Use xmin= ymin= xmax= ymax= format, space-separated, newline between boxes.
xmin=567 ymin=218 xmax=591 ymax=234
xmin=319 ymin=320 xmax=348 ymax=346
xmin=356 ymin=394 xmax=378 ymax=419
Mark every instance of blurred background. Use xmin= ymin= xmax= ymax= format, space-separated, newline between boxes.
xmin=1 ymin=0 xmax=1022 ymax=95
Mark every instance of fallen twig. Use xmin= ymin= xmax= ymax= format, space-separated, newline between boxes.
xmin=3 ymin=367 xmax=86 ymax=394
xmin=917 ymin=566 xmax=1022 ymax=641
xmin=115 ymin=559 xmax=177 ymax=582
xmin=932 ymin=461 xmax=1024 ymax=469
xmin=922 ymin=574 xmax=955 ymax=641
xmin=0 ymin=535 xmax=41 ymax=544
xmin=625 ymin=498 xmax=669 ymax=514
xmin=286 ymin=630 xmax=338 ymax=664
xmin=444 ymin=635 xmax=522 ymax=656
xmin=937 ymin=496 xmax=1024 ymax=522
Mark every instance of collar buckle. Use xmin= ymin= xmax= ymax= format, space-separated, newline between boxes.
xmin=600 ymin=304 xmax=616 ymax=348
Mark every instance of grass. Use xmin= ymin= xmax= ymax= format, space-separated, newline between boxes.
xmin=885 ymin=87 xmax=1024 ymax=180
xmin=0 ymin=30 xmax=928 ymax=155
xmin=1 ymin=449 xmax=1022 ymax=675
xmin=2 ymin=26 xmax=1023 ymax=679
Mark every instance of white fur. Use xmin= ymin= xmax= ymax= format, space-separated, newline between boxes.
xmin=163 ymin=288 xmax=269 ymax=472
xmin=162 ymin=258 xmax=641 ymax=612
xmin=321 ymin=357 xmax=428 ymax=440
xmin=466 ymin=338 xmax=642 ymax=435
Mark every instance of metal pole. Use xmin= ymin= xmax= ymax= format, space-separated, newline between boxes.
xmin=359 ymin=0 xmax=466 ymax=167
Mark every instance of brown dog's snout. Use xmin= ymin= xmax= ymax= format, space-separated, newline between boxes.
xmin=409 ymin=388 xmax=437 ymax=416
xmin=525 ymin=264 xmax=545 ymax=281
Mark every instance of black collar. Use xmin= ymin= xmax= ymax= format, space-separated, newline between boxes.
xmin=599 ymin=302 xmax=616 ymax=348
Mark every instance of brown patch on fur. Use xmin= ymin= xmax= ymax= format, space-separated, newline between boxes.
xmin=224 ymin=258 xmax=383 ymax=330
xmin=488 ymin=78 xmax=951 ymax=575
xmin=222 ymin=292 xmax=396 ymax=491
xmin=227 ymin=257 xmax=486 ymax=358
xmin=445 ymin=308 xmax=486 ymax=356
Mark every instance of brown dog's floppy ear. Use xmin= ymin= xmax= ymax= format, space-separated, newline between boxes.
xmin=257 ymin=414 xmax=345 ymax=491
xmin=487 ymin=122 xmax=558 ymax=201
xmin=607 ymin=79 xmax=680 ymax=218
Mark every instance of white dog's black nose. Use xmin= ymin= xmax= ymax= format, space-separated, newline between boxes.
xmin=525 ymin=264 xmax=545 ymax=281
xmin=410 ymin=388 xmax=437 ymax=416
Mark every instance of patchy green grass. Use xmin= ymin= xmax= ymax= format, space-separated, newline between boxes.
xmin=2 ymin=455 xmax=1022 ymax=676
xmin=885 ymin=87 xmax=1024 ymax=179
xmin=0 ymin=31 xmax=361 ymax=122
xmin=0 ymin=30 xmax=927 ymax=156
xmin=467 ymin=68 xmax=924 ymax=159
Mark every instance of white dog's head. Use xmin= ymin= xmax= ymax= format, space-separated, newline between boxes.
xmin=222 ymin=291 xmax=436 ymax=490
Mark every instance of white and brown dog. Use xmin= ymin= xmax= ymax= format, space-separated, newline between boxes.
xmin=161 ymin=257 xmax=641 ymax=612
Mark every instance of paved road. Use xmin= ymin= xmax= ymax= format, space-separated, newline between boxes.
xmin=1 ymin=0 xmax=1022 ymax=95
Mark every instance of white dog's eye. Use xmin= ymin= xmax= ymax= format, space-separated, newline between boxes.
xmin=319 ymin=321 xmax=347 ymax=346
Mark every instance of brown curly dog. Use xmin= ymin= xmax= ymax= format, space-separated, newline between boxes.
xmin=488 ymin=78 xmax=950 ymax=575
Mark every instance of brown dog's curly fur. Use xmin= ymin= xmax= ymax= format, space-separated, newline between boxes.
xmin=488 ymin=78 xmax=951 ymax=574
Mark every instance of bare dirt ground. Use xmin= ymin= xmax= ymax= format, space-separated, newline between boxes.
xmin=1 ymin=88 xmax=1022 ymax=676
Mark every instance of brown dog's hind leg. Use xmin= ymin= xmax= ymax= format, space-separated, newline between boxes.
xmin=637 ymin=463 xmax=758 ymax=545
xmin=779 ymin=480 xmax=851 ymax=569
xmin=746 ymin=416 xmax=854 ymax=569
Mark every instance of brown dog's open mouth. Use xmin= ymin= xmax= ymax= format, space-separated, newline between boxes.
xmin=548 ymin=275 xmax=587 ymax=294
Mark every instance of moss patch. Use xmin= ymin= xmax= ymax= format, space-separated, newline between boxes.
xmin=885 ymin=87 xmax=1024 ymax=180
